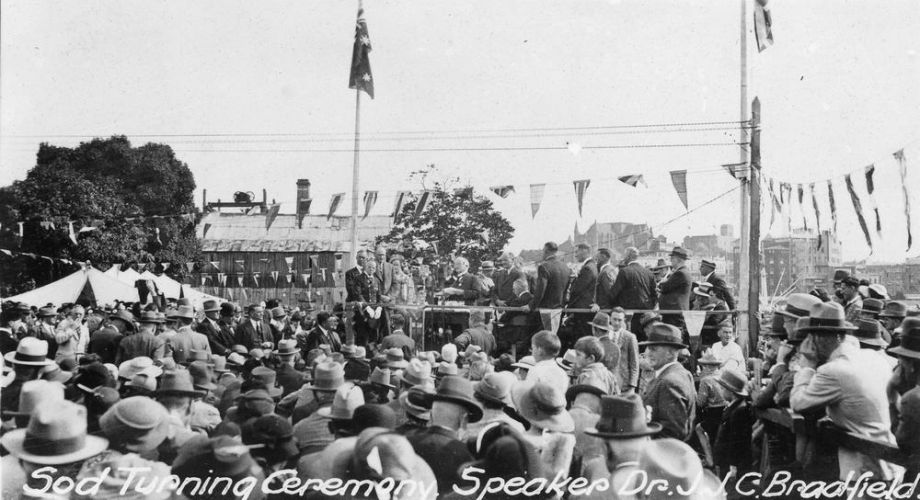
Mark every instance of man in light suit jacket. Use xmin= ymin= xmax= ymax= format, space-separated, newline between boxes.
xmin=640 ymin=323 xmax=697 ymax=442
xmin=168 ymin=306 xmax=212 ymax=364
xmin=657 ymin=247 xmax=693 ymax=346
xmin=565 ymin=243 xmax=598 ymax=350
xmin=792 ymin=302 xmax=902 ymax=481
xmin=374 ymin=246 xmax=394 ymax=297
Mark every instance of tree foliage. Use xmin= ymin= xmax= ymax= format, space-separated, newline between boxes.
xmin=375 ymin=167 xmax=514 ymax=270
xmin=0 ymin=136 xmax=201 ymax=295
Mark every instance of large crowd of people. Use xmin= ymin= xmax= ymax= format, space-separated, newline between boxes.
xmin=1 ymin=241 xmax=919 ymax=499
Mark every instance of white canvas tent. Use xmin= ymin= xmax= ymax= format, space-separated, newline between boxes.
xmin=4 ymin=267 xmax=140 ymax=305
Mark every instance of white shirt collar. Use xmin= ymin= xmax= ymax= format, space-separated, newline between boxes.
xmin=654 ymin=360 xmax=680 ymax=378
xmin=702 ymin=271 xmax=713 ymax=281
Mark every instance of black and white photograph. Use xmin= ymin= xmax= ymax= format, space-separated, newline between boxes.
xmin=0 ymin=1 xmax=918 ymax=498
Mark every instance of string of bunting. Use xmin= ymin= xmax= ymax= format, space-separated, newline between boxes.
xmin=5 ymin=212 xmax=197 ymax=242
xmin=760 ymin=145 xmax=916 ymax=253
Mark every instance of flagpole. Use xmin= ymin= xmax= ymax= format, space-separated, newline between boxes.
xmin=350 ymin=86 xmax=361 ymax=267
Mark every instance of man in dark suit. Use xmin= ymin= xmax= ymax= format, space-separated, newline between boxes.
xmin=235 ymin=304 xmax=273 ymax=350
xmin=302 ymin=311 xmax=343 ymax=353
xmin=606 ymin=246 xmax=658 ymax=339
xmin=197 ymin=299 xmax=233 ymax=355
xmin=593 ymin=248 xmax=618 ymax=310
xmin=441 ymin=256 xmax=481 ymax=306
xmin=700 ymin=259 xmax=735 ymax=312
xmin=564 ymin=243 xmax=598 ymax=350
xmin=524 ymin=242 xmax=572 ymax=340
xmin=215 ymin=303 xmax=238 ymax=355
xmin=345 ymin=250 xmax=369 ymax=303
xmin=640 ymin=323 xmax=697 ymax=441
xmin=658 ymin=246 xmax=693 ymax=345
xmin=491 ymin=252 xmax=530 ymax=355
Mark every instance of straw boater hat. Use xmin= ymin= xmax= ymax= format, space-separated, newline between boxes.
xmin=693 ymin=283 xmax=714 ymax=297
xmin=697 ymin=350 xmax=722 ymax=367
xmin=888 ymin=318 xmax=920 ymax=360
xmin=638 ymin=323 xmax=688 ymax=349
xmin=1 ymin=400 xmax=108 ymax=465
xmin=796 ymin=302 xmax=857 ymax=334
xmin=555 ymin=349 xmax=577 ymax=372
xmin=273 ymin=339 xmax=298 ymax=357
xmin=5 ymin=337 xmax=54 ymax=366
xmin=511 ymin=356 xmax=536 ymax=371
xmin=511 ymin=380 xmax=574 ymax=433
xmin=585 ymin=394 xmax=661 ymax=439
xmin=414 ymin=375 xmax=483 ymax=422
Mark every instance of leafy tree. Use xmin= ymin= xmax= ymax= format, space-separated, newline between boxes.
xmin=0 ymin=136 xmax=201 ymax=294
xmin=375 ymin=167 xmax=514 ymax=271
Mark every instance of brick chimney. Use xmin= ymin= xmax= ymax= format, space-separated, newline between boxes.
xmin=296 ymin=179 xmax=312 ymax=228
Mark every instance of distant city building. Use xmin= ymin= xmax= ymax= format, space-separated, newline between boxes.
xmin=762 ymin=229 xmax=841 ymax=296
xmin=682 ymin=224 xmax=736 ymax=256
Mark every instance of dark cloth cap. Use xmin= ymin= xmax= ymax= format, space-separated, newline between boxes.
xmin=352 ymin=404 xmax=397 ymax=432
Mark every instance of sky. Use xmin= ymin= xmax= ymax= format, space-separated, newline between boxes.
xmin=1 ymin=0 xmax=918 ymax=262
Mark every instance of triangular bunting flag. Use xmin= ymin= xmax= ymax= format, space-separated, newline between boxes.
xmin=415 ymin=191 xmax=432 ymax=218
xmin=309 ymin=255 xmax=319 ymax=269
xmin=271 ymin=270 xmax=279 ymax=283
xmin=227 ymin=288 xmax=233 ymax=300
xmin=392 ymin=191 xmax=410 ymax=223
xmin=209 ymin=261 xmax=220 ymax=271
xmin=235 ymin=260 xmax=245 ymax=270
xmin=237 ymin=275 xmax=244 ymax=287
xmin=669 ymin=170 xmax=688 ymax=210
xmin=617 ymin=175 xmax=647 ymax=188
xmin=894 ymin=149 xmax=913 ymax=250
xmin=252 ymin=273 xmax=259 ymax=287
xmin=162 ymin=263 xmax=171 ymax=271
xmin=186 ymin=262 xmax=195 ymax=273
xmin=328 ymin=193 xmax=345 ymax=220
xmin=286 ymin=273 xmax=292 ymax=284
xmin=17 ymin=222 xmax=23 ymax=238
xmin=827 ymin=180 xmax=839 ymax=233
xmin=320 ymin=268 xmax=327 ymax=283
xmin=573 ymin=180 xmax=590 ymax=217
xmin=68 ymin=222 xmax=78 ymax=245
xmin=479 ymin=229 xmax=489 ymax=243
xmin=754 ymin=0 xmax=774 ymax=52
xmin=490 ymin=185 xmax=515 ymax=198
xmin=865 ymin=164 xmax=882 ymax=233
xmin=810 ymin=184 xmax=823 ymax=249
xmin=302 ymin=274 xmax=310 ymax=286
xmin=845 ymin=174 xmax=873 ymax=254
xmin=202 ymin=223 xmax=212 ymax=238
xmin=200 ymin=276 xmax=207 ymax=287
xmin=540 ymin=309 xmax=563 ymax=335
xmin=218 ymin=273 xmax=227 ymax=286
xmin=797 ymin=184 xmax=808 ymax=230
xmin=530 ymin=184 xmax=546 ymax=218
xmin=682 ymin=311 xmax=707 ymax=338
xmin=362 ymin=191 xmax=378 ymax=219
xmin=265 ymin=204 xmax=281 ymax=230
xmin=721 ymin=163 xmax=748 ymax=180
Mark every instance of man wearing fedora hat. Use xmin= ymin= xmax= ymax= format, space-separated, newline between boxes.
xmin=407 ymin=375 xmax=482 ymax=495
xmin=115 ymin=310 xmax=167 ymax=365
xmin=657 ymin=247 xmax=693 ymax=344
xmin=1 ymin=338 xmax=55 ymax=414
xmin=893 ymin=319 xmax=920 ymax=475
xmin=27 ymin=306 xmax=60 ymax=361
xmin=461 ymin=371 xmax=525 ymax=441
xmin=791 ymin=301 xmax=901 ymax=481
xmin=196 ymin=299 xmax=234 ymax=356
xmin=640 ymin=323 xmax=697 ymax=442
xmin=582 ymin=393 xmax=661 ymax=487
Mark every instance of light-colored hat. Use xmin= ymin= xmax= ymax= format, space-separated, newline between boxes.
xmin=1 ymin=400 xmax=108 ymax=465
xmin=797 ymin=302 xmax=857 ymax=334
xmin=511 ymin=355 xmax=536 ymax=370
xmin=99 ymin=397 xmax=171 ymax=453
xmin=4 ymin=337 xmax=54 ymax=366
xmin=303 ymin=362 xmax=346 ymax=392
xmin=585 ymin=393 xmax=662 ymax=439
xmin=317 ymin=382 xmax=365 ymax=420
xmin=118 ymin=356 xmax=162 ymax=380
xmin=473 ymin=372 xmax=515 ymax=407
xmin=511 ymin=380 xmax=574 ymax=433
xmin=441 ymin=344 xmax=458 ymax=364
xmin=775 ymin=293 xmax=822 ymax=318
xmin=2 ymin=379 xmax=65 ymax=417
xmin=202 ymin=299 xmax=221 ymax=313
xmin=369 ymin=367 xmax=395 ymax=390
xmin=398 ymin=358 xmax=433 ymax=387
xmin=384 ymin=348 xmax=409 ymax=369
xmin=271 ymin=307 xmax=287 ymax=320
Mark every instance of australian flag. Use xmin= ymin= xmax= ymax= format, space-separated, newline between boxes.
xmin=349 ymin=8 xmax=374 ymax=98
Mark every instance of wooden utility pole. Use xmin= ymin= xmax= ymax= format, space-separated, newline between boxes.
xmin=748 ymin=97 xmax=762 ymax=351
xmin=736 ymin=0 xmax=753 ymax=354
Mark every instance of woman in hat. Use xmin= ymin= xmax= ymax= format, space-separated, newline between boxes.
xmin=511 ymin=380 xmax=576 ymax=482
